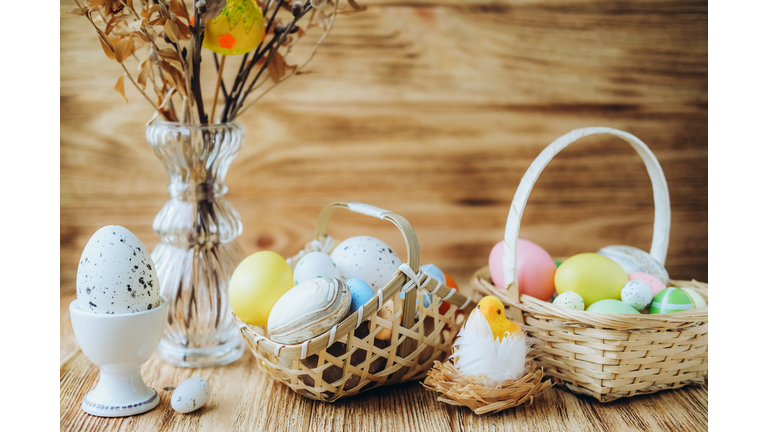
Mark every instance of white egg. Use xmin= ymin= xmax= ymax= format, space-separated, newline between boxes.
xmin=76 ymin=225 xmax=161 ymax=315
xmin=597 ymin=245 xmax=669 ymax=285
xmin=292 ymin=252 xmax=341 ymax=285
xmin=552 ymin=291 xmax=585 ymax=311
xmin=681 ymin=287 xmax=708 ymax=309
xmin=330 ymin=236 xmax=403 ymax=291
xmin=171 ymin=377 xmax=210 ymax=414
xmin=621 ymin=280 xmax=653 ymax=310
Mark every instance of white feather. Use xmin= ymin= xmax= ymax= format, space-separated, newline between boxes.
xmin=448 ymin=311 xmax=530 ymax=386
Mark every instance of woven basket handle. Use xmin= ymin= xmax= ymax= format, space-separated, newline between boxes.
xmin=315 ymin=202 xmax=420 ymax=274
xmin=502 ymin=127 xmax=671 ymax=290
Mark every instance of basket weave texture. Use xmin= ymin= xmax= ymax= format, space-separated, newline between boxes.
xmin=472 ymin=271 xmax=707 ymax=402
xmin=237 ymin=202 xmax=477 ymax=402
xmin=472 ymin=127 xmax=708 ymax=402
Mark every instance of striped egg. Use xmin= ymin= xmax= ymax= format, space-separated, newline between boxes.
xmin=650 ymin=288 xmax=695 ymax=314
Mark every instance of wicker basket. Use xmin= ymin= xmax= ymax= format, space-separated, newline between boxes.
xmin=237 ymin=202 xmax=477 ymax=402
xmin=469 ymin=127 xmax=708 ymax=402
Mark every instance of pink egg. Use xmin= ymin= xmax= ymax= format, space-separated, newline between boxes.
xmin=488 ymin=239 xmax=557 ymax=301
xmin=489 ymin=241 xmax=505 ymax=289
xmin=629 ymin=272 xmax=666 ymax=296
xmin=517 ymin=239 xmax=557 ymax=301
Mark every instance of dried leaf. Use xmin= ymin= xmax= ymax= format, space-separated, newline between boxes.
xmin=61 ymin=7 xmax=85 ymax=17
xmin=114 ymin=36 xmax=135 ymax=63
xmin=267 ymin=51 xmax=286 ymax=84
xmin=137 ymin=61 xmax=151 ymax=90
xmin=114 ymin=74 xmax=129 ymax=103
xmin=169 ymin=0 xmax=190 ymax=20
xmin=99 ymin=36 xmax=116 ymax=60
xmin=164 ymin=20 xmax=180 ymax=43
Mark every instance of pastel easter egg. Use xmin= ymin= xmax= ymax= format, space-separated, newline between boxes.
xmin=202 ymin=0 xmax=266 ymax=55
xmin=681 ymin=287 xmax=708 ymax=308
xmin=438 ymin=273 xmax=458 ymax=315
xmin=229 ymin=251 xmax=293 ymax=326
xmin=420 ymin=264 xmax=446 ymax=283
xmin=347 ymin=278 xmax=375 ymax=312
xmin=650 ymin=288 xmax=695 ymax=314
xmin=552 ymin=291 xmax=585 ymax=311
xmin=368 ymin=299 xmax=402 ymax=340
xmin=516 ymin=239 xmax=557 ymax=301
xmin=400 ymin=291 xmax=433 ymax=308
xmin=488 ymin=241 xmax=505 ymax=289
xmin=629 ymin=272 xmax=666 ymax=296
xmin=268 ymin=277 xmax=351 ymax=344
xmin=171 ymin=377 xmax=210 ymax=414
xmin=330 ymin=236 xmax=403 ymax=291
xmin=293 ymin=251 xmax=341 ymax=285
xmin=586 ymin=299 xmax=641 ymax=314
xmin=555 ymin=253 xmax=628 ymax=307
xmin=620 ymin=280 xmax=653 ymax=310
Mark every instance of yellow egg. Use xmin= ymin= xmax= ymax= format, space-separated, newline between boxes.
xmin=229 ymin=251 xmax=293 ymax=326
xmin=554 ymin=253 xmax=628 ymax=307
xmin=202 ymin=0 xmax=265 ymax=56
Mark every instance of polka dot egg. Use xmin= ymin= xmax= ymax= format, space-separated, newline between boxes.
xmin=552 ymin=291 xmax=585 ymax=311
xmin=330 ymin=236 xmax=403 ymax=291
xmin=620 ymin=280 xmax=653 ymax=310
xmin=293 ymin=252 xmax=341 ymax=285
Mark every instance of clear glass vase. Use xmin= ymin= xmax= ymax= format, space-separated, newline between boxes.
xmin=146 ymin=121 xmax=247 ymax=367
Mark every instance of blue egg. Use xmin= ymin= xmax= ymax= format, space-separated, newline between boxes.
xmin=420 ymin=263 xmax=446 ymax=283
xmin=400 ymin=291 xmax=433 ymax=308
xmin=347 ymin=278 xmax=376 ymax=312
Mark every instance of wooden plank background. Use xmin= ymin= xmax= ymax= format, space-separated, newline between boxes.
xmin=60 ymin=0 xmax=707 ymax=430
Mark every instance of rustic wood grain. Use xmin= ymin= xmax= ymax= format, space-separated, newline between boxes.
xmin=61 ymin=281 xmax=708 ymax=431
xmin=61 ymin=0 xmax=707 ymax=429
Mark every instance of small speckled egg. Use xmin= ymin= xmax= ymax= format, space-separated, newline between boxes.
xmin=76 ymin=225 xmax=161 ymax=315
xmin=629 ymin=272 xmax=666 ymax=296
xmin=681 ymin=287 xmax=707 ymax=308
xmin=330 ymin=236 xmax=403 ymax=290
xmin=420 ymin=264 xmax=446 ymax=283
xmin=293 ymin=252 xmax=341 ymax=285
xmin=347 ymin=278 xmax=376 ymax=312
xmin=171 ymin=377 xmax=210 ymax=414
xmin=620 ymin=280 xmax=653 ymax=310
xmin=552 ymin=291 xmax=585 ymax=311
xmin=586 ymin=299 xmax=640 ymax=314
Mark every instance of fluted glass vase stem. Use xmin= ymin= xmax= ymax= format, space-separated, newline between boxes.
xmin=146 ymin=121 xmax=246 ymax=367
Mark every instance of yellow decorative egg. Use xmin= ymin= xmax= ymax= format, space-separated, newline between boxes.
xmin=554 ymin=253 xmax=628 ymax=307
xmin=229 ymin=251 xmax=293 ymax=326
xmin=202 ymin=0 xmax=265 ymax=56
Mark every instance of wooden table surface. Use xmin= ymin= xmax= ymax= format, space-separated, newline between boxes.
xmin=60 ymin=0 xmax=707 ymax=430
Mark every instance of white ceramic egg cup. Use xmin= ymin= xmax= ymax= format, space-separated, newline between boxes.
xmin=69 ymin=297 xmax=168 ymax=417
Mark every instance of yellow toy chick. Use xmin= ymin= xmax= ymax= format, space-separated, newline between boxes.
xmin=474 ymin=296 xmax=522 ymax=341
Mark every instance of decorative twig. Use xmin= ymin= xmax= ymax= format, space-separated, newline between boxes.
xmin=234 ymin=1 xmax=337 ymax=120
xmin=211 ymin=54 xmax=227 ymax=122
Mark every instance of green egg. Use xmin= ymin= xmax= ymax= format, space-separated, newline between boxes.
xmin=586 ymin=299 xmax=640 ymax=314
xmin=650 ymin=288 xmax=695 ymax=314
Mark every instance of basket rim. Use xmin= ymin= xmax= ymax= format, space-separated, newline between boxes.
xmin=470 ymin=266 xmax=707 ymax=331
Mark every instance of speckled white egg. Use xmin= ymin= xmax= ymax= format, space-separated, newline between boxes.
xmin=330 ymin=236 xmax=403 ymax=291
xmin=552 ymin=291 xmax=585 ymax=311
xmin=76 ymin=225 xmax=161 ymax=315
xmin=171 ymin=377 xmax=209 ymax=414
xmin=620 ymin=280 xmax=653 ymax=310
xmin=292 ymin=252 xmax=341 ymax=285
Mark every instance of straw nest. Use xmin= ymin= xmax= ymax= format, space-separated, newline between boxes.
xmin=422 ymin=360 xmax=553 ymax=415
